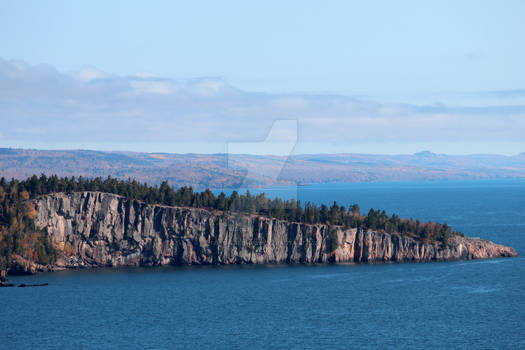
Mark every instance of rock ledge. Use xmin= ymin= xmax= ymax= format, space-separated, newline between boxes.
xmin=31 ymin=192 xmax=517 ymax=269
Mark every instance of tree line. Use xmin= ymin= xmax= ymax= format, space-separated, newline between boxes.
xmin=0 ymin=174 xmax=462 ymax=269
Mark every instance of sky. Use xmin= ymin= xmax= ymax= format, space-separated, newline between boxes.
xmin=1 ymin=1 xmax=524 ymax=155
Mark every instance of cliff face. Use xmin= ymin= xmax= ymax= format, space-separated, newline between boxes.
xmin=33 ymin=192 xmax=517 ymax=269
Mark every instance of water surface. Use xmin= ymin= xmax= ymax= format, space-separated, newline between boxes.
xmin=3 ymin=180 xmax=524 ymax=349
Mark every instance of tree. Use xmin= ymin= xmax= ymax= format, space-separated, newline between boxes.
xmin=216 ymin=192 xmax=227 ymax=211
xmin=327 ymin=226 xmax=340 ymax=253
xmin=0 ymin=174 xmax=464 ymax=272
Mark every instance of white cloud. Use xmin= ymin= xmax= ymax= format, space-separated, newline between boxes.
xmin=186 ymin=78 xmax=233 ymax=97
xmin=73 ymin=67 xmax=108 ymax=82
xmin=9 ymin=60 xmax=30 ymax=72
xmin=131 ymin=72 xmax=161 ymax=79
xmin=129 ymin=79 xmax=176 ymax=95
xmin=271 ymin=98 xmax=309 ymax=110
xmin=0 ymin=58 xmax=524 ymax=154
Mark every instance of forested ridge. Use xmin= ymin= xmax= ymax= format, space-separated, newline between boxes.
xmin=0 ymin=175 xmax=462 ymax=270
xmin=2 ymin=148 xmax=525 ymax=188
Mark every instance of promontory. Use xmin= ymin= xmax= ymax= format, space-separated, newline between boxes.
xmin=0 ymin=176 xmax=517 ymax=275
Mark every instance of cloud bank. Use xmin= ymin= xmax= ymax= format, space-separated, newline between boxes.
xmin=0 ymin=59 xmax=524 ymax=154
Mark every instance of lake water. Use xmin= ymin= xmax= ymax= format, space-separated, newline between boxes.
xmin=2 ymin=180 xmax=525 ymax=349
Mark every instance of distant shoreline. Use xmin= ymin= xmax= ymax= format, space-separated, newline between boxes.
xmin=1 ymin=147 xmax=524 ymax=189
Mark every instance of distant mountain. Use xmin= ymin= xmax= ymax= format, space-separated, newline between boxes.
xmin=1 ymin=148 xmax=524 ymax=189
xmin=413 ymin=150 xmax=438 ymax=157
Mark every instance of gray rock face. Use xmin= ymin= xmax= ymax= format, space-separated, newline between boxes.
xmin=33 ymin=192 xmax=517 ymax=268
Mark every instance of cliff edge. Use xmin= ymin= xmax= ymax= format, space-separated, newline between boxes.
xmin=32 ymin=192 xmax=517 ymax=270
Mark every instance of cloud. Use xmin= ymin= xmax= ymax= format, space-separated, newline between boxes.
xmin=472 ymin=89 xmax=525 ymax=99
xmin=129 ymin=79 xmax=177 ymax=95
xmin=73 ymin=67 xmax=108 ymax=82
xmin=0 ymin=58 xmax=524 ymax=151
xmin=131 ymin=72 xmax=161 ymax=79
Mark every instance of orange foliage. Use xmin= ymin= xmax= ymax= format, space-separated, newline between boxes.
xmin=20 ymin=190 xmax=30 ymax=201
xmin=64 ymin=242 xmax=75 ymax=256
xmin=9 ymin=217 xmax=18 ymax=231
xmin=25 ymin=202 xmax=37 ymax=220
xmin=30 ymin=232 xmax=41 ymax=242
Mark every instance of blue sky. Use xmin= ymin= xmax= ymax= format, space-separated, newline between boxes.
xmin=1 ymin=1 xmax=524 ymax=154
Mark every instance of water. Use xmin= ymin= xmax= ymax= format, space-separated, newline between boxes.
xmin=2 ymin=180 xmax=525 ymax=349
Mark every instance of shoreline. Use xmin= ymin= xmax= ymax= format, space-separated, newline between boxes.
xmin=3 ymin=251 xmax=518 ymax=278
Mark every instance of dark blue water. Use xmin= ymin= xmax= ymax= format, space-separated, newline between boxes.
xmin=3 ymin=180 xmax=525 ymax=349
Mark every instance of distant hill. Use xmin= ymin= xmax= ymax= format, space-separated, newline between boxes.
xmin=1 ymin=148 xmax=524 ymax=189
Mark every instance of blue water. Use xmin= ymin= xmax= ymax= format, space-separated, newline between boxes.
xmin=3 ymin=180 xmax=525 ymax=349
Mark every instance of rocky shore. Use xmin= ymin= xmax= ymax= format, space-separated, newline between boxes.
xmin=9 ymin=191 xmax=512 ymax=274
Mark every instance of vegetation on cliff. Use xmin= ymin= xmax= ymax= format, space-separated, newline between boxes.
xmin=0 ymin=175 xmax=463 ymax=269
xmin=0 ymin=178 xmax=56 ymax=270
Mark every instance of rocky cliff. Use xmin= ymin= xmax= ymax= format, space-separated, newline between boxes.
xmin=32 ymin=192 xmax=517 ymax=269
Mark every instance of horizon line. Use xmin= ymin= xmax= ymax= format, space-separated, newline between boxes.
xmin=1 ymin=146 xmax=524 ymax=158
